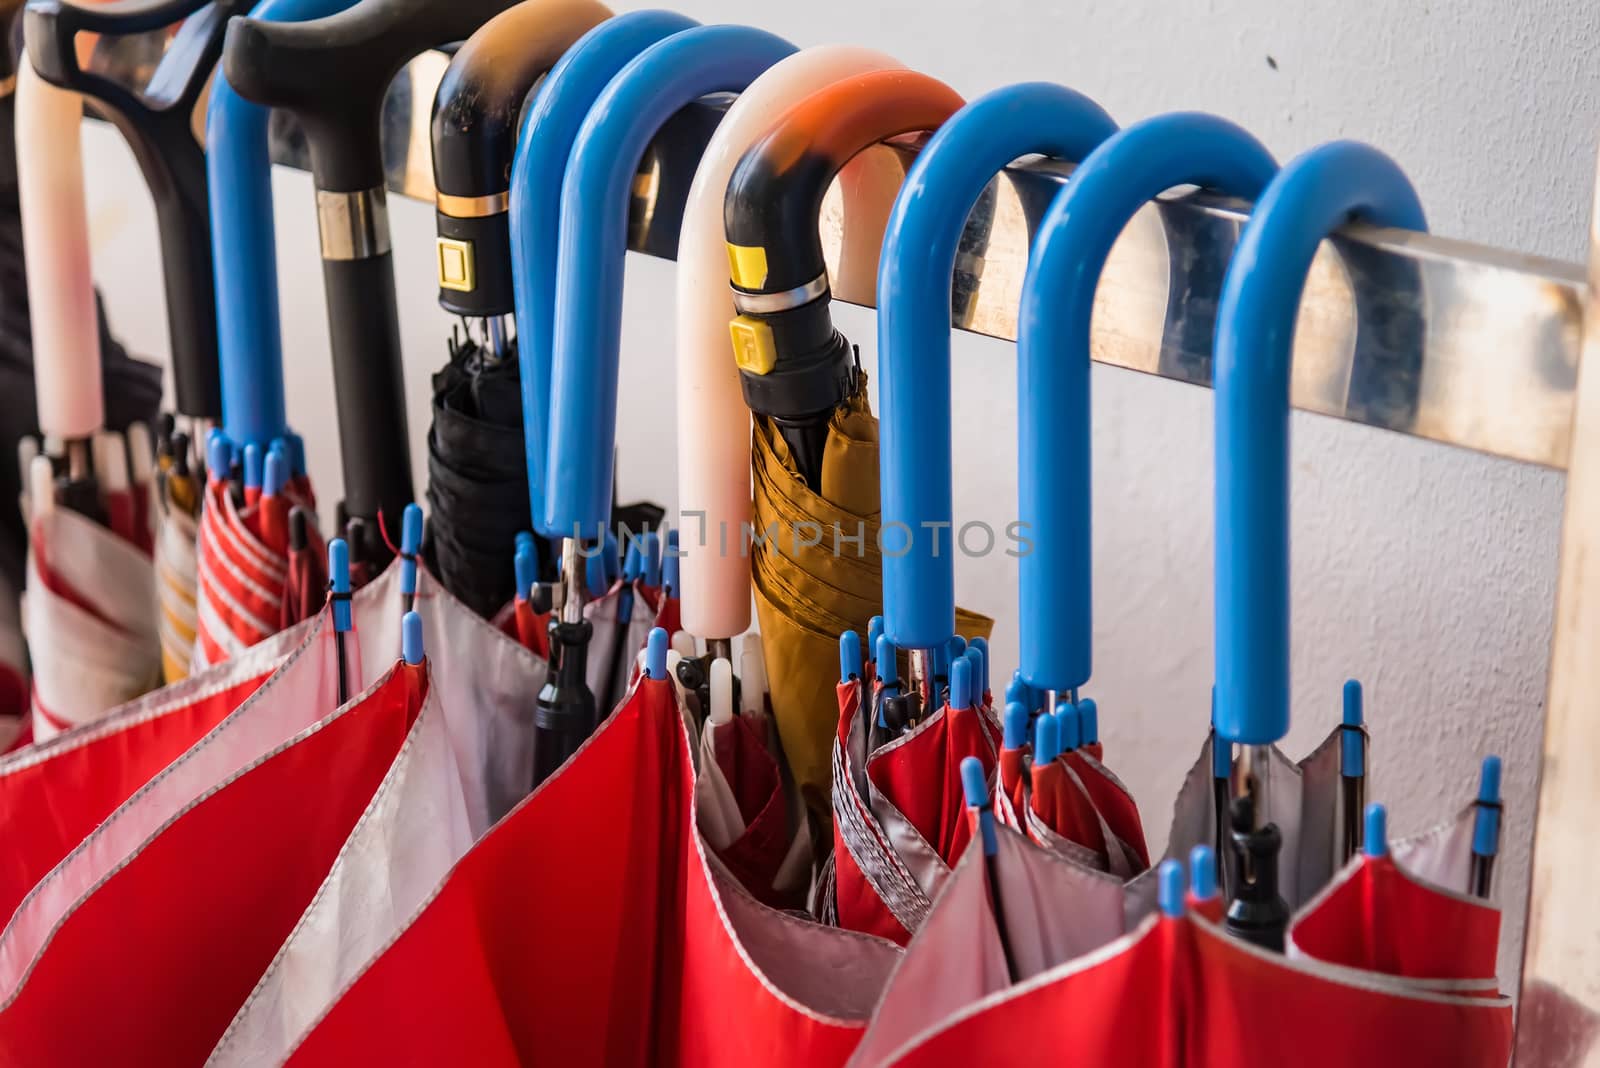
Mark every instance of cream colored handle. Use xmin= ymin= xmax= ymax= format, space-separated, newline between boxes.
xmin=15 ymin=59 xmax=104 ymax=440
xmin=675 ymin=45 xmax=904 ymax=640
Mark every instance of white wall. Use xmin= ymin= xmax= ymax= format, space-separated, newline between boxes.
xmin=78 ymin=0 xmax=1595 ymax=985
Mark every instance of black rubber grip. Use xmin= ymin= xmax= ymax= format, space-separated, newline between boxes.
xmin=430 ymin=0 xmax=608 ymax=317
xmin=223 ymin=0 xmax=522 ymax=192
xmin=25 ymin=0 xmax=240 ymax=420
xmin=321 ymin=253 xmax=413 ymax=536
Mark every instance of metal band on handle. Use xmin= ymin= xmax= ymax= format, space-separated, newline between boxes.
xmin=730 ymin=273 xmax=829 ymax=315
xmin=435 ymin=189 xmax=510 ymax=218
xmin=316 ymin=187 xmax=392 ymax=260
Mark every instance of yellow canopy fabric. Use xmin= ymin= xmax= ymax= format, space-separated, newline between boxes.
xmin=752 ymin=373 xmax=993 ymax=822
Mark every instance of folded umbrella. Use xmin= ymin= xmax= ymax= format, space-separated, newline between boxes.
xmin=1209 ymin=138 xmax=1431 ymax=944
xmin=537 ymin=21 xmax=796 ymax=780
xmin=26 ymin=0 xmax=252 ymax=683
xmin=0 ymin=541 xmax=544 ymax=1063
xmin=14 ymin=57 xmax=161 ymax=737
xmin=723 ymin=68 xmax=999 ymax=828
xmin=288 ymin=629 xmax=901 ymax=1067
xmin=221 ymin=0 xmax=527 ymax=571
xmin=673 ymin=42 xmax=904 ymax=663
xmin=421 ymin=0 xmax=610 ymax=617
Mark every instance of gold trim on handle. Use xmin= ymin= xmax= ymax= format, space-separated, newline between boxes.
xmin=435 ymin=189 xmax=510 ymax=219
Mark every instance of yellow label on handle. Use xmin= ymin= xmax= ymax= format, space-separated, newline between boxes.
xmin=726 ymin=243 xmax=769 ymax=290
xmin=729 ymin=315 xmax=777 ymax=375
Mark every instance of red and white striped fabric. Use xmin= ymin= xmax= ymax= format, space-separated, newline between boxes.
xmin=24 ymin=505 xmax=160 ymax=741
xmin=283 ymin=667 xmax=898 ymax=1067
xmin=0 ymin=558 xmax=542 ymax=1063
xmin=191 ymin=475 xmax=322 ymax=672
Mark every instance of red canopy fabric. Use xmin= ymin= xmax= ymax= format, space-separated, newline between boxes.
xmin=0 ymin=617 xmax=310 ymax=925
xmin=866 ymin=702 xmax=998 ymax=868
xmin=290 ymin=672 xmax=897 ymax=1066
xmin=0 ymin=662 xmax=426 ymax=1065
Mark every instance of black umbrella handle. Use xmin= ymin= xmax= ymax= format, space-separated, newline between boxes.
xmin=24 ymin=0 xmax=241 ymax=421
xmin=430 ymin=0 xmax=607 ymax=318
xmin=222 ymin=0 xmax=519 ymax=547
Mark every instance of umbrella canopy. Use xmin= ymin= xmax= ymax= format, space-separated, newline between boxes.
xmin=722 ymin=68 xmax=1004 ymax=825
xmin=852 ymin=821 xmax=1511 ymax=1067
xmin=421 ymin=0 xmax=610 ymax=617
xmin=536 ymin=22 xmax=796 ymax=779
xmin=14 ymin=59 xmax=161 ymax=737
xmin=0 ymin=608 xmax=310 ymax=927
xmin=0 ymin=549 xmax=544 ymax=1062
xmin=221 ymin=0 xmax=528 ymax=569
xmin=284 ymin=631 xmax=900 ymax=1067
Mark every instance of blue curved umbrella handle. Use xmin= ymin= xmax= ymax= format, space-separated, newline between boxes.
xmin=878 ymin=83 xmax=1116 ymax=651
xmin=1016 ymin=113 xmax=1278 ymax=694
xmin=208 ymin=0 xmax=357 ymax=448
xmin=543 ymin=25 xmax=797 ymax=539
xmin=1214 ymin=142 xmax=1425 ymax=745
xmin=510 ymin=10 xmax=701 ymax=528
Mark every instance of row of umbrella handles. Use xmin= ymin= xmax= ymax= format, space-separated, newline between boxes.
xmin=8 ymin=0 xmax=1512 ymax=969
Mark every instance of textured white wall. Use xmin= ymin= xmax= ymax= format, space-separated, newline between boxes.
xmin=76 ymin=0 xmax=1596 ymax=985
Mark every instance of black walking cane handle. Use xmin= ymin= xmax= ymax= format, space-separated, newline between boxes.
xmin=24 ymin=0 xmax=242 ymax=421
xmin=223 ymin=0 xmax=521 ymax=191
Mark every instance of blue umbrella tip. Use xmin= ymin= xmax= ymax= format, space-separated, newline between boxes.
xmin=402 ymin=611 xmax=425 ymax=665
xmin=644 ymin=530 xmax=663 ymax=586
xmin=839 ymin=631 xmax=863 ymax=683
xmin=1034 ymin=712 xmax=1059 ymax=764
xmin=1189 ymin=845 xmax=1217 ymax=900
xmin=514 ymin=546 xmax=536 ymax=600
xmin=1055 ymin=705 xmax=1079 ymax=751
xmin=948 ymin=635 xmax=967 ymax=659
xmin=207 ymin=433 xmax=232 ymax=480
xmin=867 ymin=616 xmax=885 ymax=659
xmin=623 ymin=539 xmax=643 ymax=582
xmin=263 ymin=449 xmax=288 ymax=498
xmin=515 ymin=530 xmax=535 ymax=555
xmin=1477 ymin=754 xmax=1503 ymax=802
xmin=1078 ymin=698 xmax=1099 ymax=745
xmin=1003 ymin=701 xmax=1029 ymax=750
xmin=645 ymin=628 xmax=670 ymax=680
xmin=959 ymin=755 xmax=989 ymax=809
xmin=328 ymin=538 xmax=350 ymax=591
xmin=1343 ymin=679 xmax=1363 ymax=726
xmin=876 ymin=635 xmax=898 ymax=685
xmin=1158 ymin=859 xmax=1186 ymax=917
xmin=1363 ymin=803 xmax=1389 ymax=858
xmin=950 ymin=655 xmax=972 ymax=710
xmin=242 ymin=443 xmax=263 ymax=488
xmin=401 ymin=503 xmax=424 ymax=555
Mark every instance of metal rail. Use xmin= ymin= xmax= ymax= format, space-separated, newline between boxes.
xmin=261 ymin=51 xmax=1586 ymax=471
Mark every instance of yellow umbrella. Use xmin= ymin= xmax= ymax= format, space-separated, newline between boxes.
xmin=751 ymin=373 xmax=992 ymax=820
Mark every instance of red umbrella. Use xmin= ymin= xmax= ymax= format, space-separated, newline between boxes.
xmin=0 ymin=613 xmax=309 ymax=926
xmin=285 ymin=628 xmax=899 ymax=1067
xmin=0 ymin=653 xmax=428 ymax=1065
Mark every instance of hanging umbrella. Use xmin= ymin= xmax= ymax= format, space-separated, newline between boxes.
xmin=722 ymin=69 xmax=1001 ymax=831
xmin=420 ymin=0 xmax=609 ymax=618
xmin=1210 ymin=138 xmax=1429 ymax=944
xmin=26 ymin=0 xmax=253 ymax=684
xmin=13 ymin=56 xmax=160 ymax=738
xmin=221 ymin=0 xmax=526 ymax=573
xmin=198 ymin=0 xmax=367 ymax=675
xmin=285 ymin=629 xmax=901 ymax=1067
xmin=536 ymin=21 xmax=795 ymax=781
xmin=819 ymin=81 xmax=1114 ymax=943
xmin=673 ymin=43 xmax=904 ymax=667
xmin=0 ymin=5 xmax=161 ymax=729
xmin=0 ymin=541 xmax=545 ymax=1062
xmin=495 ymin=11 xmax=699 ymax=783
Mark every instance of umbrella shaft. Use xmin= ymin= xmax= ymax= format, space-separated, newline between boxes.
xmin=1233 ymin=744 xmax=1272 ymax=827
xmin=706 ymin=638 xmax=732 ymax=664
xmin=560 ymin=539 xmax=585 ymax=624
